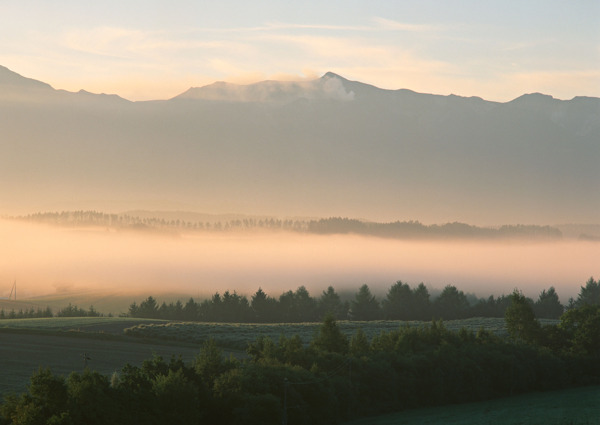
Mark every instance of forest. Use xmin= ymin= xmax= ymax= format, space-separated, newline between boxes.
xmin=125 ymin=278 xmax=580 ymax=323
xmin=1 ymin=278 xmax=600 ymax=424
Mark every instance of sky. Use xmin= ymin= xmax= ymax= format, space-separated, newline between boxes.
xmin=0 ymin=0 xmax=598 ymax=101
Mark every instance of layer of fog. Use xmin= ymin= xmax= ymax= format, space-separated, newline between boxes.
xmin=0 ymin=220 xmax=597 ymax=306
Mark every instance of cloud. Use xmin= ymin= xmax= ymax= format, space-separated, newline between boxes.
xmin=4 ymin=15 xmax=597 ymax=102
xmin=372 ymin=17 xmax=443 ymax=33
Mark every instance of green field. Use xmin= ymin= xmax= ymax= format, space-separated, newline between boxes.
xmin=0 ymin=316 xmax=560 ymax=400
xmin=342 ymin=385 xmax=600 ymax=425
xmin=123 ymin=317 xmax=559 ymax=350
xmin=0 ymin=317 xmax=212 ymax=397
xmin=0 ymin=316 xmax=166 ymax=331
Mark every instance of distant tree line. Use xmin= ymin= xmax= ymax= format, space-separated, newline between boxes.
xmin=0 ymin=304 xmax=105 ymax=320
xmin=0 ymin=307 xmax=53 ymax=320
xmin=127 ymin=278 xmax=597 ymax=323
xmin=55 ymin=303 xmax=103 ymax=318
xmin=14 ymin=211 xmax=563 ymax=239
xmin=307 ymin=217 xmax=562 ymax=239
xmin=3 ymin=295 xmax=600 ymax=425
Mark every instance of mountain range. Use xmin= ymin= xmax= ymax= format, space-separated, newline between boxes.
xmin=1 ymin=65 xmax=598 ymax=224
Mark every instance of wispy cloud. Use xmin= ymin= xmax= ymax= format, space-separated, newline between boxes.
xmin=372 ymin=17 xmax=443 ymax=33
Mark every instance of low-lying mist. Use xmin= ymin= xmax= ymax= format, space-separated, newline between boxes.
xmin=0 ymin=219 xmax=597 ymax=310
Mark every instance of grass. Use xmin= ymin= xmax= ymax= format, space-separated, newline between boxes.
xmin=123 ymin=317 xmax=559 ymax=350
xmin=0 ymin=331 xmax=209 ymax=398
xmin=0 ymin=317 xmax=209 ymax=398
xmin=0 ymin=316 xmax=560 ymax=400
xmin=342 ymin=385 xmax=600 ymax=425
xmin=0 ymin=316 xmax=167 ymax=332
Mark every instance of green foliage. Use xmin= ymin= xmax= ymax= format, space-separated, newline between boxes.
xmin=317 ymin=286 xmax=349 ymax=320
xmin=3 ymin=315 xmax=600 ymax=425
xmin=574 ymin=277 xmax=600 ymax=308
xmin=251 ymin=288 xmax=279 ymax=323
xmin=311 ymin=314 xmax=349 ymax=354
xmin=66 ymin=370 xmax=115 ymax=425
xmin=0 ymin=307 xmax=53 ymax=320
xmin=350 ymin=328 xmax=370 ymax=356
xmin=0 ymin=368 xmax=70 ymax=425
xmin=56 ymin=303 xmax=101 ymax=318
xmin=560 ymin=304 xmax=600 ymax=356
xmin=505 ymin=290 xmax=541 ymax=344
xmin=124 ymin=281 xmax=577 ymax=324
xmin=433 ymin=285 xmax=470 ymax=320
xmin=382 ymin=280 xmax=413 ymax=320
xmin=534 ymin=287 xmax=564 ymax=319
xmin=350 ymin=284 xmax=381 ymax=320
xmin=134 ymin=296 xmax=159 ymax=318
xmin=278 ymin=286 xmax=318 ymax=322
xmin=193 ymin=338 xmax=237 ymax=388
xmin=152 ymin=369 xmax=200 ymax=424
xmin=412 ymin=283 xmax=432 ymax=320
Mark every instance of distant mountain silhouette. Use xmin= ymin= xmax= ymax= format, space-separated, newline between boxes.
xmin=0 ymin=65 xmax=598 ymax=224
xmin=174 ymin=72 xmax=355 ymax=103
xmin=0 ymin=65 xmax=53 ymax=90
xmin=0 ymin=65 xmax=128 ymax=103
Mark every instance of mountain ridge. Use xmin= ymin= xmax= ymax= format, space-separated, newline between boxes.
xmin=1 ymin=65 xmax=597 ymax=104
xmin=0 ymin=65 xmax=598 ymax=224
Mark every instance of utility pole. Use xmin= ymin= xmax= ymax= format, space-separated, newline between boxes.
xmin=83 ymin=353 xmax=91 ymax=370
xmin=9 ymin=281 xmax=16 ymax=301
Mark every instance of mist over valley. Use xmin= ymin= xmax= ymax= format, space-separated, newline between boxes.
xmin=0 ymin=66 xmax=598 ymax=312
xmin=0 ymin=216 xmax=597 ymax=314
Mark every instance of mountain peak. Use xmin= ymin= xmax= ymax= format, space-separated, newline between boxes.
xmin=321 ymin=71 xmax=345 ymax=80
xmin=509 ymin=92 xmax=557 ymax=104
xmin=0 ymin=65 xmax=52 ymax=90
xmin=174 ymin=73 xmax=355 ymax=103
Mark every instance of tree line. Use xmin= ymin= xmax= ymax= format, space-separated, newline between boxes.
xmin=127 ymin=277 xmax=593 ymax=323
xmin=2 ymin=296 xmax=600 ymax=425
xmin=15 ymin=210 xmax=563 ymax=239
xmin=0 ymin=304 xmax=105 ymax=320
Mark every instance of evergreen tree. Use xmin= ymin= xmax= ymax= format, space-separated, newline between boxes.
xmin=250 ymin=288 xmax=278 ymax=322
xmin=433 ymin=285 xmax=470 ymax=320
xmin=412 ymin=283 xmax=431 ymax=320
xmin=311 ymin=314 xmax=349 ymax=354
xmin=137 ymin=296 xmax=159 ymax=318
xmin=575 ymin=277 xmax=600 ymax=307
xmin=316 ymin=286 xmax=348 ymax=320
xmin=382 ymin=281 xmax=413 ymax=320
xmin=350 ymin=285 xmax=380 ymax=321
xmin=534 ymin=287 xmax=564 ymax=319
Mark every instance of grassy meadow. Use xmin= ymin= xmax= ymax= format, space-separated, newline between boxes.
xmin=342 ymin=385 xmax=600 ymax=425
xmin=123 ymin=317 xmax=559 ymax=350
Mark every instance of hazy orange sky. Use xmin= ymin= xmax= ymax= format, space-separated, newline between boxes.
xmin=0 ymin=1 xmax=598 ymax=101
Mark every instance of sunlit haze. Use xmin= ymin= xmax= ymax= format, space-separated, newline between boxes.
xmin=0 ymin=220 xmax=596 ymax=311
